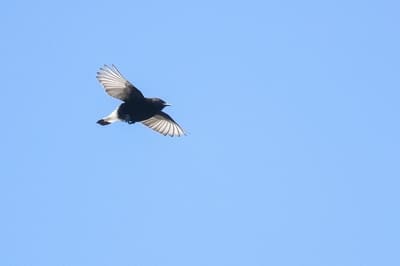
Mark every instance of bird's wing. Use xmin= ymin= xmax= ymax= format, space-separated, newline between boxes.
xmin=141 ymin=111 xmax=186 ymax=137
xmin=96 ymin=64 xmax=144 ymax=102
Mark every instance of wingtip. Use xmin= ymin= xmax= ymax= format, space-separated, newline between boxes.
xmin=169 ymin=130 xmax=187 ymax=137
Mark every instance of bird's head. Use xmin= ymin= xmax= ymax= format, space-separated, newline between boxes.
xmin=152 ymin=98 xmax=171 ymax=110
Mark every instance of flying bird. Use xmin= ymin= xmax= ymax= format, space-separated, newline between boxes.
xmin=96 ymin=64 xmax=185 ymax=137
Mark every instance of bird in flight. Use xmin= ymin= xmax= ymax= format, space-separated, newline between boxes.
xmin=96 ymin=65 xmax=185 ymax=137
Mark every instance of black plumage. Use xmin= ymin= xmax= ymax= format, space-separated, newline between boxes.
xmin=96 ymin=65 xmax=185 ymax=137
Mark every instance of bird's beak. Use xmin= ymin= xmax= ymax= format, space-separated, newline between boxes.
xmin=164 ymin=103 xmax=171 ymax=106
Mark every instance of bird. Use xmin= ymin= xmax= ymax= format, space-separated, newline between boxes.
xmin=96 ymin=64 xmax=185 ymax=137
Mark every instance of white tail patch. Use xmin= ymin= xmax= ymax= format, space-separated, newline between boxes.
xmin=101 ymin=108 xmax=120 ymax=124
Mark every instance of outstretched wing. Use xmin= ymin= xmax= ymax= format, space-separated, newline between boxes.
xmin=96 ymin=64 xmax=144 ymax=102
xmin=141 ymin=111 xmax=186 ymax=137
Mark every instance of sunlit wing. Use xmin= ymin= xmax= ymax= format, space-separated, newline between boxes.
xmin=96 ymin=64 xmax=144 ymax=102
xmin=141 ymin=111 xmax=186 ymax=137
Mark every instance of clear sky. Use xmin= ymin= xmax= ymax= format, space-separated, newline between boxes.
xmin=1 ymin=0 xmax=399 ymax=265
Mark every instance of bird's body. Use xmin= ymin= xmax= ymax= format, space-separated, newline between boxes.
xmin=117 ymin=99 xmax=165 ymax=123
xmin=96 ymin=65 xmax=185 ymax=137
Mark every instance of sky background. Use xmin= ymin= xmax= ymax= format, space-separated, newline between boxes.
xmin=1 ymin=0 xmax=399 ymax=265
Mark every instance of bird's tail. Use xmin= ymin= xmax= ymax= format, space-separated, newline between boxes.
xmin=97 ymin=108 xmax=120 ymax=126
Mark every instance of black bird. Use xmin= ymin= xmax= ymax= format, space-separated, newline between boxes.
xmin=96 ymin=65 xmax=185 ymax=137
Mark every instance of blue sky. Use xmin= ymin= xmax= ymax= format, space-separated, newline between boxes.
xmin=1 ymin=0 xmax=399 ymax=265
